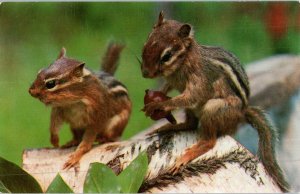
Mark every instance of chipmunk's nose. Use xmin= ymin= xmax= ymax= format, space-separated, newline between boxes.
xmin=142 ymin=69 xmax=150 ymax=78
xmin=143 ymin=70 xmax=157 ymax=78
xmin=29 ymin=86 xmax=40 ymax=98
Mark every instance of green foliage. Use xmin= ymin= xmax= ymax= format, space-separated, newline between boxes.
xmin=84 ymin=151 xmax=148 ymax=193
xmin=0 ymin=152 xmax=148 ymax=193
xmin=46 ymin=174 xmax=73 ymax=193
xmin=84 ymin=163 xmax=122 ymax=193
xmin=0 ymin=181 xmax=11 ymax=193
xmin=118 ymin=151 xmax=148 ymax=193
xmin=0 ymin=156 xmax=43 ymax=193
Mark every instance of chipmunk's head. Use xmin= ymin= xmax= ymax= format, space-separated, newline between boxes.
xmin=141 ymin=11 xmax=193 ymax=78
xmin=29 ymin=48 xmax=91 ymax=106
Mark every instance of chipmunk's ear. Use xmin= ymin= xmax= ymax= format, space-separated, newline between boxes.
xmin=178 ymin=24 xmax=193 ymax=38
xmin=72 ymin=63 xmax=86 ymax=77
xmin=156 ymin=11 xmax=165 ymax=27
xmin=57 ymin=47 xmax=66 ymax=59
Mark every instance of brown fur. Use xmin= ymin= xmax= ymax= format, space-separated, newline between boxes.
xmin=141 ymin=12 xmax=289 ymax=192
xmin=29 ymin=44 xmax=131 ymax=169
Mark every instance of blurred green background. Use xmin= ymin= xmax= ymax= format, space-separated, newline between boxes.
xmin=0 ymin=2 xmax=299 ymax=165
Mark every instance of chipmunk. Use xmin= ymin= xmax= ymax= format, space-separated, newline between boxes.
xmin=29 ymin=43 xmax=131 ymax=169
xmin=141 ymin=12 xmax=289 ymax=192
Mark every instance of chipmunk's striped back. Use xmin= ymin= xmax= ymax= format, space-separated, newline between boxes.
xmin=200 ymin=45 xmax=250 ymax=106
xmin=97 ymin=72 xmax=129 ymax=99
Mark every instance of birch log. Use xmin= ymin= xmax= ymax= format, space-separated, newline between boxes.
xmin=247 ymin=55 xmax=300 ymax=108
xmin=22 ymin=55 xmax=300 ymax=193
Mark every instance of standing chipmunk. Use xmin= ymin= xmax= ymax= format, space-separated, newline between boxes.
xmin=29 ymin=43 xmax=131 ymax=169
xmin=141 ymin=12 xmax=289 ymax=192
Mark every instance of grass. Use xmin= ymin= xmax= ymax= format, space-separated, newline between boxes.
xmin=0 ymin=2 xmax=299 ymax=165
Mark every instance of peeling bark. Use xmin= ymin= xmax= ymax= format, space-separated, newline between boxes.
xmin=23 ymin=134 xmax=281 ymax=193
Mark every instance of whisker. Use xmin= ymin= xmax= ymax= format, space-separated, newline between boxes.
xmin=135 ymin=55 xmax=142 ymax=65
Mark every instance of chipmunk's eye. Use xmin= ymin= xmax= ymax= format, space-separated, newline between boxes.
xmin=45 ymin=80 xmax=56 ymax=89
xmin=161 ymin=51 xmax=172 ymax=63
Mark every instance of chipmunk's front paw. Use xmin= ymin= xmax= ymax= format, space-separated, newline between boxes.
xmin=142 ymin=102 xmax=164 ymax=117
xmin=51 ymin=134 xmax=59 ymax=148
xmin=63 ymin=153 xmax=80 ymax=170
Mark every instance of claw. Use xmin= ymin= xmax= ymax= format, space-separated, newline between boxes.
xmin=63 ymin=154 xmax=80 ymax=170
xmin=169 ymin=162 xmax=183 ymax=175
xmin=169 ymin=156 xmax=191 ymax=175
xmin=51 ymin=134 xmax=59 ymax=148
xmin=143 ymin=102 xmax=161 ymax=117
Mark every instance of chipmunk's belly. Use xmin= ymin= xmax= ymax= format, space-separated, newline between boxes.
xmin=62 ymin=103 xmax=90 ymax=129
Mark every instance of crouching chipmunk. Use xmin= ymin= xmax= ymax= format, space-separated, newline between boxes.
xmin=141 ymin=12 xmax=289 ymax=192
xmin=29 ymin=43 xmax=131 ymax=169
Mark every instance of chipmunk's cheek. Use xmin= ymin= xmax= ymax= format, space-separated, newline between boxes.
xmin=39 ymin=93 xmax=53 ymax=105
xmin=162 ymin=63 xmax=179 ymax=77
xmin=149 ymin=68 xmax=162 ymax=78
xmin=43 ymin=101 xmax=52 ymax=106
xmin=149 ymin=72 xmax=159 ymax=78
xmin=161 ymin=68 xmax=173 ymax=77
xmin=40 ymin=97 xmax=50 ymax=105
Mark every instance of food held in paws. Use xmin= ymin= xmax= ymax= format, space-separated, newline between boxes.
xmin=144 ymin=90 xmax=177 ymax=124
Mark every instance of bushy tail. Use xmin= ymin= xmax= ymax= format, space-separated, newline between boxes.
xmin=245 ymin=106 xmax=290 ymax=192
xmin=101 ymin=42 xmax=125 ymax=75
